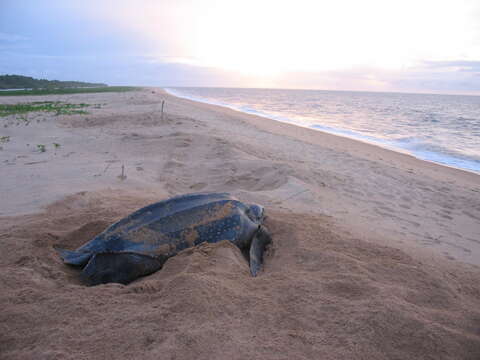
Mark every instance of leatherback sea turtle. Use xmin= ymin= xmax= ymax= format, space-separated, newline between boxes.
xmin=56 ymin=193 xmax=272 ymax=285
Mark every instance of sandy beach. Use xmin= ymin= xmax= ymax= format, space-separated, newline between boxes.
xmin=1 ymin=88 xmax=479 ymax=359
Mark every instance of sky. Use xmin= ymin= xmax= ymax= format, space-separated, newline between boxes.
xmin=1 ymin=0 xmax=480 ymax=94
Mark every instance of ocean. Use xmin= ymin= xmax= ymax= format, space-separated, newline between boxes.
xmin=164 ymin=87 xmax=480 ymax=174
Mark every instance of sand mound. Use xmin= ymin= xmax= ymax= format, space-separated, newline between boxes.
xmin=1 ymin=191 xmax=479 ymax=359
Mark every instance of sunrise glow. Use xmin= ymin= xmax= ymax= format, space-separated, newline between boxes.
xmin=76 ymin=0 xmax=480 ymax=78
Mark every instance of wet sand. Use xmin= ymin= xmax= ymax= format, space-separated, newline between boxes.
xmin=1 ymin=88 xmax=479 ymax=359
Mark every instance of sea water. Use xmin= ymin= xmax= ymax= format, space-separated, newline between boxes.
xmin=164 ymin=87 xmax=480 ymax=173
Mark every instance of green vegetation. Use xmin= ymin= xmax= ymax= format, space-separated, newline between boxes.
xmin=37 ymin=144 xmax=46 ymax=152
xmin=0 ymin=74 xmax=106 ymax=90
xmin=0 ymin=136 xmax=10 ymax=143
xmin=53 ymin=142 xmax=60 ymax=148
xmin=0 ymin=86 xmax=138 ymax=96
xmin=0 ymin=101 xmax=90 ymax=117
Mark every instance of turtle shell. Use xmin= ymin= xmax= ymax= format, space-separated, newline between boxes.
xmin=57 ymin=193 xmax=261 ymax=266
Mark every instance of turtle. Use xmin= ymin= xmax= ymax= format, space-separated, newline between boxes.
xmin=55 ymin=193 xmax=272 ymax=286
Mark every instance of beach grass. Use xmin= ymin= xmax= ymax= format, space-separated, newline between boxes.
xmin=0 ymin=86 xmax=139 ymax=96
xmin=0 ymin=101 xmax=90 ymax=117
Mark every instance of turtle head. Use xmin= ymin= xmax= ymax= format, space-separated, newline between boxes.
xmin=247 ymin=204 xmax=265 ymax=223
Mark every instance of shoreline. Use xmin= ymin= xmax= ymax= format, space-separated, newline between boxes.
xmin=164 ymin=87 xmax=480 ymax=176
xmin=162 ymin=88 xmax=479 ymax=185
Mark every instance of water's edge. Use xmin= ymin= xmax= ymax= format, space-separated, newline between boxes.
xmin=163 ymin=87 xmax=480 ymax=176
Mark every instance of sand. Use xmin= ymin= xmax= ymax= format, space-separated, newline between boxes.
xmin=0 ymin=89 xmax=479 ymax=359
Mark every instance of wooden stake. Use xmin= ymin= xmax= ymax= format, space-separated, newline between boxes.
xmin=118 ymin=164 xmax=127 ymax=180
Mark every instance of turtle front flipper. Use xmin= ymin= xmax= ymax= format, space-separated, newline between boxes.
xmin=249 ymin=226 xmax=272 ymax=277
xmin=55 ymin=247 xmax=93 ymax=266
xmin=81 ymin=252 xmax=168 ymax=286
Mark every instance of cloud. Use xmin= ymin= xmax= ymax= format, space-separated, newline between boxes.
xmin=273 ymin=60 xmax=480 ymax=95
xmin=422 ymin=60 xmax=480 ymax=73
xmin=1 ymin=49 xmax=479 ymax=95
xmin=0 ymin=32 xmax=28 ymax=42
xmin=387 ymin=61 xmax=480 ymax=94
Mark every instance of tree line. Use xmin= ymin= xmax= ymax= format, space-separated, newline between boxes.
xmin=0 ymin=75 xmax=107 ymax=90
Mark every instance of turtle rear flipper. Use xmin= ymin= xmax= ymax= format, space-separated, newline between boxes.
xmin=55 ymin=247 xmax=92 ymax=266
xmin=81 ymin=252 xmax=167 ymax=286
xmin=249 ymin=226 xmax=272 ymax=277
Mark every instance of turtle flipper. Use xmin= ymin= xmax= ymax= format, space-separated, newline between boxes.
xmin=81 ymin=252 xmax=167 ymax=286
xmin=55 ymin=247 xmax=92 ymax=266
xmin=249 ymin=226 xmax=272 ymax=277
